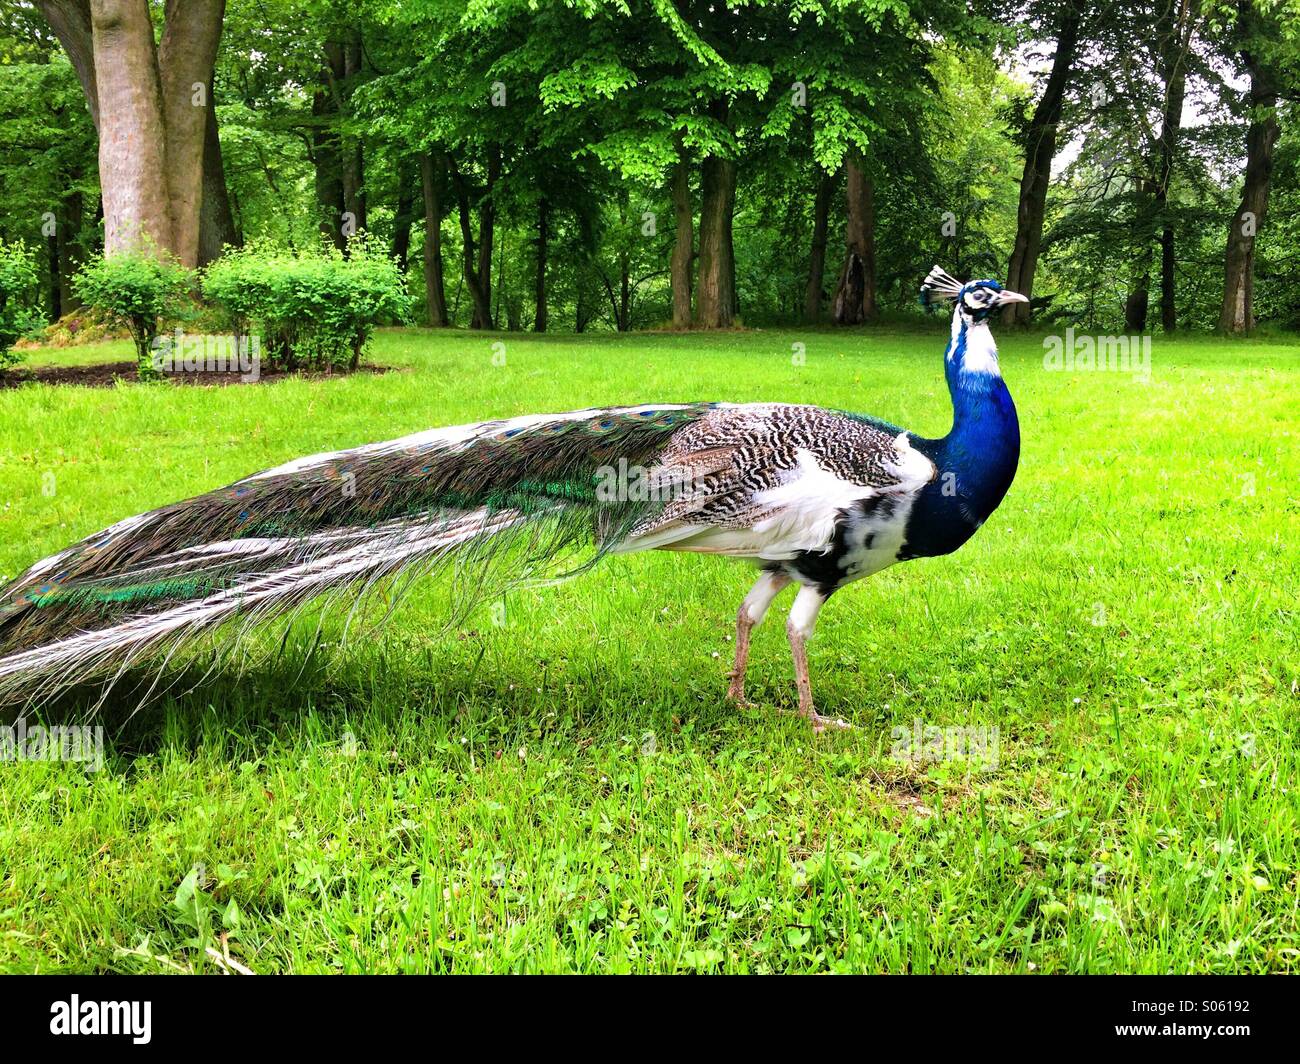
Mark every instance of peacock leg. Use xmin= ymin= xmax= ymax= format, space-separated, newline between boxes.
xmin=786 ymin=585 xmax=851 ymax=733
xmin=727 ymin=569 xmax=792 ymax=703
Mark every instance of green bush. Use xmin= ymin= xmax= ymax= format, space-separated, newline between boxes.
xmin=203 ymin=238 xmax=409 ymax=372
xmin=0 ymin=240 xmax=42 ymax=369
xmin=72 ymin=251 xmax=195 ymax=379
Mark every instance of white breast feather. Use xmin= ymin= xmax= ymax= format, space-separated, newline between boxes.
xmin=885 ymin=432 xmax=937 ymax=490
xmin=748 ymin=449 xmax=878 ymax=557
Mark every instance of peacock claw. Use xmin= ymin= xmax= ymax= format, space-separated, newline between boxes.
xmin=782 ymin=706 xmax=852 ymax=733
xmin=805 ymin=712 xmax=853 ymax=734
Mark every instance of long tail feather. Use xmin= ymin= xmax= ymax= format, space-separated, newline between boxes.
xmin=0 ymin=404 xmax=714 ymax=708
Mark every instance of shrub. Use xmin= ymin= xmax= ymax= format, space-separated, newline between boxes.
xmin=73 ymin=251 xmax=195 ymax=379
xmin=0 ymin=240 xmax=42 ymax=369
xmin=203 ymin=238 xmax=409 ymax=372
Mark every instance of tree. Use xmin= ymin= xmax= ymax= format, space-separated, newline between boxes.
xmin=790 ymin=2 xmax=977 ymax=327
xmin=670 ymin=136 xmax=694 ymax=327
xmin=802 ymin=166 xmax=837 ymax=322
xmin=35 ymin=0 xmax=228 ymax=267
xmin=831 ymin=157 xmax=876 ymax=324
xmin=1003 ymin=0 xmax=1084 ymax=325
xmin=1215 ymin=0 xmax=1297 ymax=332
xmin=1105 ymin=1 xmax=1200 ymax=333
xmin=696 ymin=100 xmax=738 ymax=328
xmin=419 ymin=152 xmax=450 ymax=326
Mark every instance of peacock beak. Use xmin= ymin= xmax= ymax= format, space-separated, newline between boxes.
xmin=997 ymin=290 xmax=1029 ymax=306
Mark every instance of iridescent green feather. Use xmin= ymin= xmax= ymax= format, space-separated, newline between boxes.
xmin=0 ymin=404 xmax=714 ymax=704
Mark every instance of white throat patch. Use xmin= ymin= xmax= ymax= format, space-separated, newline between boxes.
xmin=960 ymin=322 xmax=1001 ymax=377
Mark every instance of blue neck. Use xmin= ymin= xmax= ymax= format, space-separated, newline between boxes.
xmin=946 ymin=317 xmax=1013 ymax=478
xmin=903 ymin=315 xmax=1020 ymax=558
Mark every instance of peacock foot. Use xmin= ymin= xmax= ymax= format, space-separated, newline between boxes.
xmin=784 ymin=704 xmax=852 ymax=733
xmin=802 ymin=702 xmax=852 ymax=732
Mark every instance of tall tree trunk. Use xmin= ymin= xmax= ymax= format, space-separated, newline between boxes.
xmin=312 ymin=71 xmax=345 ymax=250
xmin=728 ymin=228 xmax=738 ymax=319
xmin=831 ymin=157 xmax=876 ymax=325
xmin=471 ymin=146 xmax=499 ymax=329
xmin=1004 ymin=0 xmax=1082 ymax=324
xmin=449 ymin=157 xmax=493 ymax=330
xmin=57 ymin=189 xmax=84 ymax=312
xmin=534 ymin=197 xmax=549 ymax=332
xmin=494 ymin=230 xmax=507 ymax=328
xmin=1158 ymin=225 xmax=1178 ymax=330
xmin=619 ymin=253 xmax=630 ymax=331
xmin=37 ymin=1 xmax=100 ymax=128
xmin=343 ymin=157 xmax=365 ymax=234
xmin=340 ymin=33 xmax=365 ymax=237
xmin=1126 ymin=161 xmax=1154 ymax=335
xmin=574 ymin=205 xmax=596 ymax=333
xmin=86 ymin=0 xmax=223 ymax=267
xmin=89 ymin=0 xmax=174 ymax=257
xmin=614 ymin=188 xmax=630 ymax=330
xmin=419 ymin=152 xmax=449 ymax=326
xmin=804 ymin=167 xmax=836 ymax=322
xmin=198 ymin=82 xmax=239 ymax=265
xmin=1124 ymin=251 xmax=1151 ymax=333
xmin=670 ymin=146 xmax=693 ymax=328
xmin=391 ymin=159 xmax=415 ymax=273
xmin=696 ymin=98 xmax=736 ymax=328
xmin=1133 ymin=1 xmax=1190 ymax=331
xmin=504 ymin=234 xmax=522 ymax=333
xmin=155 ymin=0 xmax=225 ymax=268
xmin=47 ymin=226 xmax=61 ymax=321
xmin=1156 ymin=16 xmax=1192 ymax=331
xmin=1219 ymin=59 xmax=1280 ymax=333
xmin=696 ymin=155 xmax=737 ymax=328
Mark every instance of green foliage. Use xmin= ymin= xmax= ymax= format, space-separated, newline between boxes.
xmin=72 ymin=253 xmax=195 ymax=380
xmin=0 ymin=36 xmax=99 ymax=325
xmin=0 ymin=240 xmax=42 ymax=368
xmin=203 ymin=238 xmax=411 ymax=371
xmin=11 ymin=0 xmax=1300 ymax=341
xmin=1255 ymin=131 xmax=1300 ymax=329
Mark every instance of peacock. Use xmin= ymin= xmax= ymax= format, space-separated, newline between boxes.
xmin=0 ymin=268 xmax=1025 ymax=730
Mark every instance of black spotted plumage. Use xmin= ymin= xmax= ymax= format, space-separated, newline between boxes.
xmin=633 ymin=403 xmax=919 ymax=535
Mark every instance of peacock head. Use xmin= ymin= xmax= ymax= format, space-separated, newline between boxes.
xmin=920 ymin=267 xmax=1028 ymax=324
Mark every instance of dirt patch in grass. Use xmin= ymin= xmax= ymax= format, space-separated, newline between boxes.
xmin=0 ymin=362 xmax=393 ymax=389
xmin=866 ymin=767 xmax=972 ymax=820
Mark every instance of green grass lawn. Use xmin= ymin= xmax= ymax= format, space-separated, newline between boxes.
xmin=1 ymin=324 xmax=1297 ymax=973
